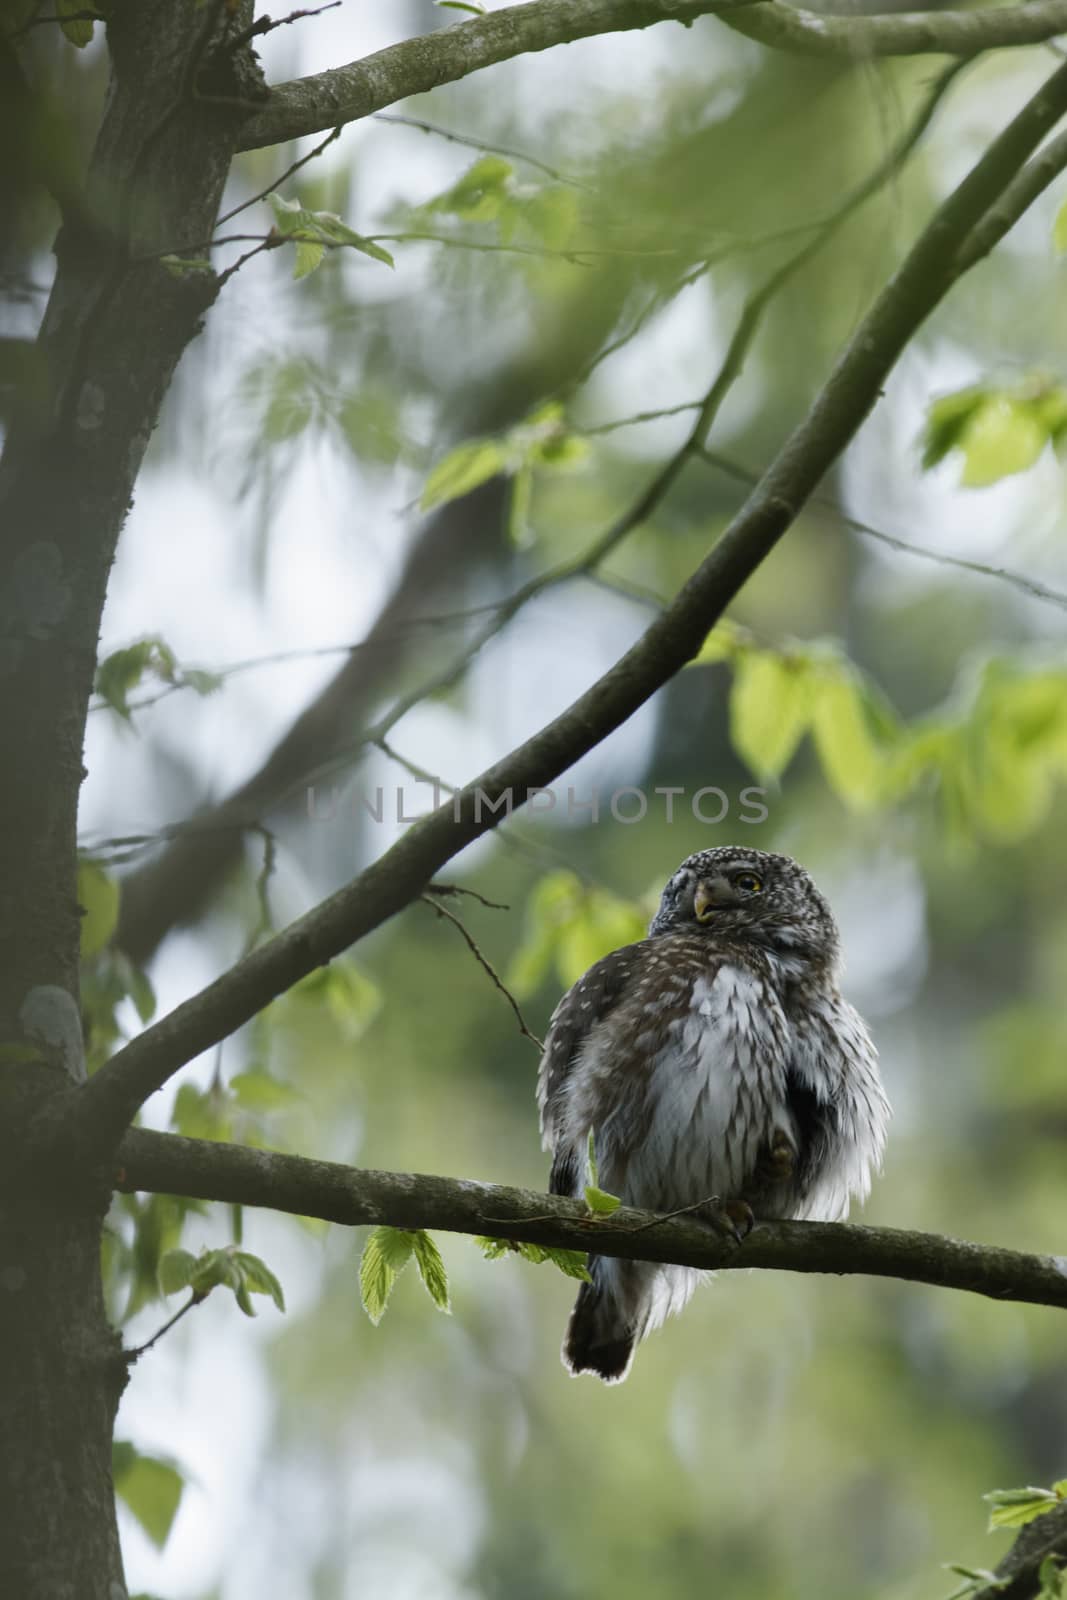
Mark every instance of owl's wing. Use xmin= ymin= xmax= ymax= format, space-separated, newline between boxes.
xmin=536 ymin=942 xmax=646 ymax=1197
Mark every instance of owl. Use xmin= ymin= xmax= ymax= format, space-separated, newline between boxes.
xmin=537 ymin=846 xmax=889 ymax=1384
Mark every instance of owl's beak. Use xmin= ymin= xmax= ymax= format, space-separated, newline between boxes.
xmin=694 ymin=876 xmax=734 ymax=921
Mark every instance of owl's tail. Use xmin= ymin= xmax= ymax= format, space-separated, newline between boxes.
xmin=562 ymin=1277 xmax=637 ymax=1385
xmin=562 ymin=1257 xmax=701 ymax=1384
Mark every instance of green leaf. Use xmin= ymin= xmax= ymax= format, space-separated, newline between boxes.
xmin=410 ymin=1230 xmax=451 ymax=1314
xmin=158 ymin=1248 xmax=198 ymax=1297
xmin=922 ymin=386 xmax=989 ymax=469
xmin=474 ymin=1236 xmax=591 ymax=1282
xmin=58 ymin=0 xmax=97 ymax=47
xmin=984 ymin=1486 xmax=1060 ymax=1531
xmin=1039 ymin=1556 xmax=1064 ymax=1598
xmin=269 ymin=194 xmax=394 ymax=276
xmin=424 ymin=156 xmax=513 ymax=222
xmin=288 ymin=962 xmax=382 ymax=1040
xmin=112 ymin=1443 xmax=184 ymax=1550
xmin=729 ymin=649 xmax=812 ymax=780
xmin=810 ymin=665 xmax=887 ymax=810
xmin=310 ymin=214 xmax=395 ymax=267
xmin=293 ymin=238 xmax=326 ymax=279
xmin=584 ymin=1186 xmax=622 ymax=1215
xmin=436 ymin=0 xmax=486 ymax=12
xmin=125 ymin=962 xmax=157 ymax=1025
xmin=534 ymin=430 xmax=588 ymax=468
xmin=420 ymin=437 xmax=507 ymax=511
xmin=689 ymin=620 xmax=746 ymax=667
xmin=941 ymin=1565 xmax=1009 ymax=1600
xmin=233 ymin=1250 xmax=286 ymax=1313
xmin=94 ymin=636 xmax=178 ymax=720
xmin=359 ymin=1227 xmax=416 ymax=1325
xmin=229 ymin=1071 xmax=302 ymax=1112
xmin=78 ymin=861 xmax=120 ymax=959
xmin=507 ymin=463 xmax=533 ymax=547
xmin=586 ymin=1128 xmax=599 ymax=1188
xmin=958 ymin=395 xmax=1048 ymax=486
xmin=1054 ymin=199 xmax=1067 ymax=254
xmin=518 ymin=186 xmax=580 ymax=250
xmin=168 ymin=1246 xmax=280 ymax=1318
xmin=171 ymin=1083 xmax=232 ymax=1143
xmin=181 ymin=668 xmax=224 ymax=697
xmin=508 ymin=870 xmax=648 ymax=996
xmin=541 ymin=1246 xmax=592 ymax=1282
xmin=921 ymin=382 xmax=1065 ymax=486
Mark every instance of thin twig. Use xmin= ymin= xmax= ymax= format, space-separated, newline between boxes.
xmin=427 ymin=882 xmax=510 ymax=911
xmin=628 ymin=1195 xmax=725 ymax=1232
xmin=248 ymin=825 xmax=278 ymax=947
xmin=421 ymin=894 xmax=543 ymax=1051
xmin=373 ymin=111 xmax=591 ymax=191
xmin=216 ymin=124 xmax=343 ymax=228
xmin=124 ymin=1292 xmax=203 ymax=1362
xmin=698 ymin=446 xmax=1067 ymax=614
xmin=225 ymin=1 xmax=341 ymax=54
xmin=216 ymin=238 xmax=278 ymax=289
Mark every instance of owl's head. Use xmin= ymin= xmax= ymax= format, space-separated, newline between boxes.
xmin=648 ymin=846 xmax=839 ymax=970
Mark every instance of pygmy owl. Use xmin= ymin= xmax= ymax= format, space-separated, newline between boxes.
xmin=537 ymin=846 xmax=890 ymax=1383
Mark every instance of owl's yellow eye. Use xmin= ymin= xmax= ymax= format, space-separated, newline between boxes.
xmin=735 ymin=871 xmax=762 ymax=894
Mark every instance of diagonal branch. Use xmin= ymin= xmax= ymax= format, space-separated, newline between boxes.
xmin=237 ymin=0 xmax=757 ymax=151
xmin=116 ymin=1127 xmax=1067 ymax=1316
xmin=236 ymin=0 xmax=1067 ymax=151
xmin=73 ymin=59 xmax=1067 ymax=1151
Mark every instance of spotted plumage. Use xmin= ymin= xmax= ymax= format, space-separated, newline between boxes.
xmin=537 ymin=846 xmax=890 ymax=1383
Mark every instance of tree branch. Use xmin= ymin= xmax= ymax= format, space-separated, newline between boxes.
xmin=727 ymin=0 xmax=1067 ymax=60
xmin=974 ymin=1503 xmax=1067 ymax=1600
xmin=116 ymin=1127 xmax=1067 ymax=1315
xmin=236 ymin=0 xmax=1067 ymax=151
xmin=74 ymin=59 xmax=1067 ymax=1151
xmin=237 ymin=0 xmax=754 ymax=150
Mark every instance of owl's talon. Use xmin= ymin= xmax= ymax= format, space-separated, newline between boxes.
xmin=695 ymin=1197 xmax=753 ymax=1245
xmin=722 ymin=1200 xmax=755 ymax=1242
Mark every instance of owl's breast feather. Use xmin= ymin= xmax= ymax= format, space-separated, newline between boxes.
xmin=604 ymin=961 xmax=794 ymax=1211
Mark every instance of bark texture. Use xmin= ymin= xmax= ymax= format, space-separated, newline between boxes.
xmin=0 ymin=3 xmax=265 ymax=1593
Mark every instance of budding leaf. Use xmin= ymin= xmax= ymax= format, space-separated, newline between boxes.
xmin=410 ymin=1229 xmax=451 ymax=1314
xmin=584 ymin=1186 xmax=622 ymax=1215
xmin=984 ymin=1486 xmax=1060 ymax=1531
xmin=232 ymin=1250 xmax=286 ymax=1313
xmin=158 ymin=1248 xmax=198 ymax=1297
xmin=359 ymin=1227 xmax=416 ymax=1325
xmin=474 ymin=1235 xmax=591 ymax=1283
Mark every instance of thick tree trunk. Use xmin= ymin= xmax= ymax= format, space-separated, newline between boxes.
xmin=0 ymin=3 xmax=263 ymax=1592
xmin=0 ymin=1163 xmax=128 ymax=1598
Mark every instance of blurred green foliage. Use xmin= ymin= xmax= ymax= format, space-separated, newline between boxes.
xmin=26 ymin=8 xmax=1067 ymax=1597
